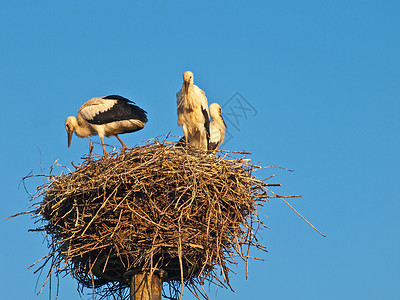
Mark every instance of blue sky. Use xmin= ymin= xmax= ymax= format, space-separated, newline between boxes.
xmin=1 ymin=1 xmax=399 ymax=299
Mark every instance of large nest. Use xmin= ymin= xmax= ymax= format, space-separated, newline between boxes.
xmin=20 ymin=139 xmax=296 ymax=299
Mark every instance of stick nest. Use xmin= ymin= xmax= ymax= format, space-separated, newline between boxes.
xmin=22 ymin=140 xmax=279 ymax=299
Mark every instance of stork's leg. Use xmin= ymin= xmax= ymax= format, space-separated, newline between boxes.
xmin=115 ymin=135 xmax=127 ymax=153
xmin=182 ymin=125 xmax=189 ymax=145
xmin=88 ymin=138 xmax=94 ymax=161
xmin=100 ymin=136 xmax=107 ymax=158
xmin=200 ymin=129 xmax=208 ymax=151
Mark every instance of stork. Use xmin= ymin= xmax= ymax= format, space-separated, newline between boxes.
xmin=65 ymin=95 xmax=148 ymax=157
xmin=208 ymin=103 xmax=227 ymax=150
xmin=176 ymin=71 xmax=210 ymax=150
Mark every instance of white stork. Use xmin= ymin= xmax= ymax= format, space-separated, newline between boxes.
xmin=65 ymin=95 xmax=148 ymax=157
xmin=208 ymin=103 xmax=227 ymax=150
xmin=176 ymin=71 xmax=210 ymax=150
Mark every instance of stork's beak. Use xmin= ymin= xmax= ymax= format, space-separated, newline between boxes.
xmin=184 ymin=81 xmax=189 ymax=94
xmin=221 ymin=116 xmax=228 ymax=129
xmin=67 ymin=130 xmax=73 ymax=148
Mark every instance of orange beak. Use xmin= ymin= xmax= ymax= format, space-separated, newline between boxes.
xmin=184 ymin=81 xmax=189 ymax=94
xmin=67 ymin=130 xmax=73 ymax=148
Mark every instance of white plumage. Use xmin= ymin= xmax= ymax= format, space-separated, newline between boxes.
xmin=65 ymin=95 xmax=147 ymax=157
xmin=208 ymin=103 xmax=227 ymax=150
xmin=176 ymin=71 xmax=210 ymax=150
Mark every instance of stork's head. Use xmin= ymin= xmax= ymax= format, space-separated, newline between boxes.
xmin=182 ymin=71 xmax=194 ymax=94
xmin=65 ymin=116 xmax=77 ymax=148
xmin=209 ymin=103 xmax=227 ymax=129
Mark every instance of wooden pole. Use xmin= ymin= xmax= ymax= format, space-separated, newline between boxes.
xmin=128 ymin=270 xmax=163 ymax=300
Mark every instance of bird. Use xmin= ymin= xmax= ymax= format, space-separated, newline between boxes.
xmin=65 ymin=95 xmax=148 ymax=157
xmin=208 ymin=103 xmax=227 ymax=150
xmin=176 ymin=71 xmax=210 ymax=150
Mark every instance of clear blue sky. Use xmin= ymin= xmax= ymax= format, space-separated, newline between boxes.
xmin=1 ymin=1 xmax=399 ymax=299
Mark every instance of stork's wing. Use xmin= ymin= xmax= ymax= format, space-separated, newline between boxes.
xmin=197 ymin=87 xmax=211 ymax=139
xmin=202 ymin=106 xmax=210 ymax=139
xmin=198 ymin=88 xmax=209 ymax=114
xmin=80 ymin=95 xmax=148 ymax=125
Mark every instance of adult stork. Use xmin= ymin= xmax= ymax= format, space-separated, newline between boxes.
xmin=176 ymin=71 xmax=210 ymax=150
xmin=208 ymin=103 xmax=227 ymax=150
xmin=65 ymin=95 xmax=148 ymax=157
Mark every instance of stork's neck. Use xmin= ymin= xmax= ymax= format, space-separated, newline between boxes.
xmin=212 ymin=118 xmax=224 ymax=130
xmin=74 ymin=116 xmax=94 ymax=138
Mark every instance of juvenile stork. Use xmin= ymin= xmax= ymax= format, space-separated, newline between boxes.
xmin=176 ymin=71 xmax=210 ymax=150
xmin=208 ymin=103 xmax=227 ymax=150
xmin=65 ymin=95 xmax=148 ymax=157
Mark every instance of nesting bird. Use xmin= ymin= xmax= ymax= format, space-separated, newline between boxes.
xmin=65 ymin=95 xmax=148 ymax=157
xmin=176 ymin=71 xmax=210 ymax=150
xmin=208 ymin=103 xmax=227 ymax=150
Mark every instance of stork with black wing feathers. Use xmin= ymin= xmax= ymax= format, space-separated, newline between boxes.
xmin=65 ymin=95 xmax=148 ymax=157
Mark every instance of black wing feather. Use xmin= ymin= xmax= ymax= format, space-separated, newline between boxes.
xmin=208 ymin=141 xmax=219 ymax=151
xmin=202 ymin=107 xmax=210 ymax=150
xmin=87 ymin=95 xmax=148 ymax=125
xmin=103 ymin=95 xmax=130 ymax=101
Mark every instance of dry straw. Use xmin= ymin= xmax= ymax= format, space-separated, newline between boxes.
xmin=12 ymin=138 xmax=310 ymax=299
